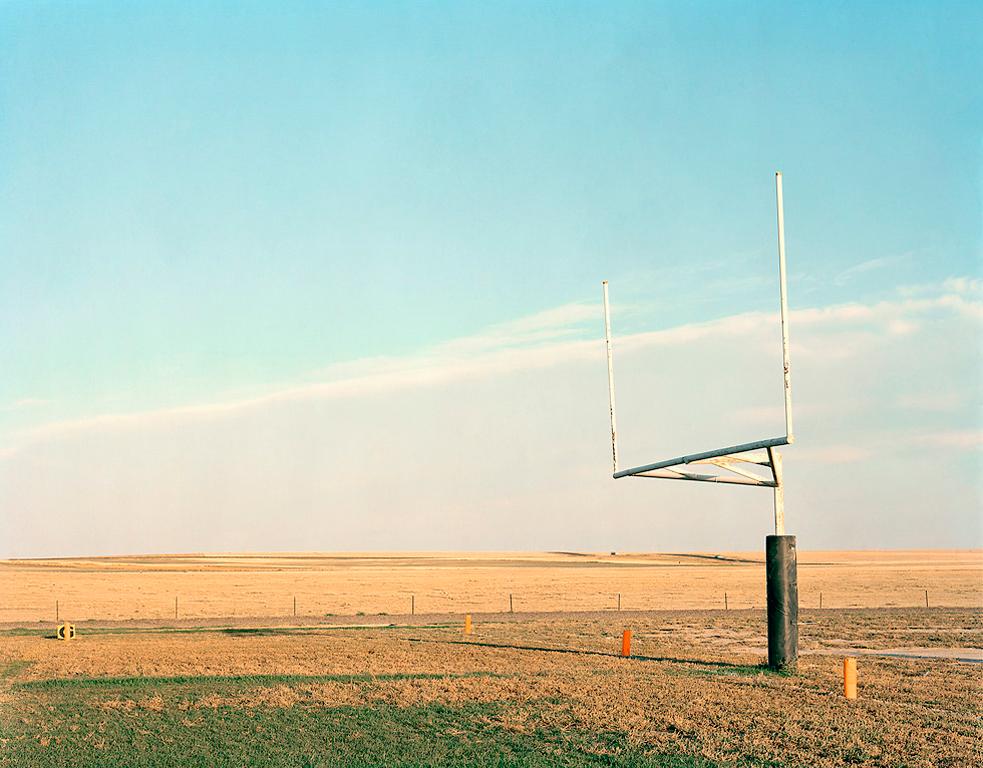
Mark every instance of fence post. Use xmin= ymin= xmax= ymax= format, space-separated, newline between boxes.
xmin=924 ymin=590 xmax=929 ymax=609
xmin=293 ymin=596 xmax=297 ymax=617
xmin=618 ymin=593 xmax=621 ymax=611
xmin=724 ymin=592 xmax=728 ymax=610
xmin=820 ymin=591 xmax=823 ymax=609
xmin=411 ymin=595 xmax=415 ymax=615
xmin=174 ymin=596 xmax=178 ymax=620
xmin=56 ymin=600 xmax=59 ymax=622
xmin=509 ymin=594 xmax=513 ymax=613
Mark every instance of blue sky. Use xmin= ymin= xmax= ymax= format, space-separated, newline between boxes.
xmin=0 ymin=2 xmax=980 ymax=555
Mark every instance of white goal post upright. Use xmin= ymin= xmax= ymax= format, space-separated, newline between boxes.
xmin=602 ymin=280 xmax=619 ymax=475
xmin=601 ymin=171 xmax=799 ymax=670
xmin=773 ymin=168 xmax=791 ymax=535
xmin=775 ymin=171 xmax=793 ymax=446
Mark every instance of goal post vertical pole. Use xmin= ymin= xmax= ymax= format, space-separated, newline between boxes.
xmin=775 ymin=172 xmax=793 ymax=444
xmin=602 ymin=281 xmax=619 ymax=474
xmin=771 ymin=449 xmax=785 ymax=536
xmin=767 ymin=173 xmax=797 ymax=671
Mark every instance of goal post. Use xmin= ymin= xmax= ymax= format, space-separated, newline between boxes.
xmin=601 ymin=171 xmax=799 ymax=671
xmin=602 ymin=171 xmax=793 ymax=531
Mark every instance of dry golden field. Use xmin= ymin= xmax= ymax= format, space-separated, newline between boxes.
xmin=1 ymin=551 xmax=981 ymax=766
xmin=1 ymin=550 xmax=980 ymax=624
xmin=1 ymin=608 xmax=981 ymax=766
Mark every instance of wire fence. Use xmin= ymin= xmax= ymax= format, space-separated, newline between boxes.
xmin=6 ymin=588 xmax=967 ymax=625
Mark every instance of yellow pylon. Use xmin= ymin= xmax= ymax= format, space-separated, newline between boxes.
xmin=56 ymin=623 xmax=76 ymax=641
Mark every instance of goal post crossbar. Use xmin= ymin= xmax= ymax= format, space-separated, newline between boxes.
xmin=601 ymin=172 xmax=793 ymax=534
xmin=612 ymin=436 xmax=788 ymax=479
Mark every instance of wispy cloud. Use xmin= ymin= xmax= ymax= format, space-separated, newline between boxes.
xmin=2 ymin=397 xmax=52 ymax=412
xmin=792 ymin=429 xmax=983 ymax=465
xmin=905 ymin=429 xmax=983 ymax=450
xmin=1 ymin=278 xmax=980 ymax=555
xmin=437 ymin=301 xmax=599 ymax=354
xmin=833 ymin=256 xmax=898 ymax=286
xmin=895 ymin=392 xmax=964 ymax=413
xmin=943 ymin=277 xmax=982 ymax=296
xmin=1 ymin=280 xmax=980 ymax=461
xmin=792 ymin=445 xmax=873 ymax=464
xmin=899 ymin=276 xmax=983 ymax=300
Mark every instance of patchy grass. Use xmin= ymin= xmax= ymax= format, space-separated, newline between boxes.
xmin=2 ymin=609 xmax=980 ymax=767
xmin=666 ymin=663 xmax=782 ymax=678
xmin=0 ymin=660 xmax=33 ymax=679
xmin=1 ymin=676 xmax=719 ymax=768
xmin=15 ymin=670 xmax=501 ymax=691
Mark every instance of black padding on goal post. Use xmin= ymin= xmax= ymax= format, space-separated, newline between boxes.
xmin=766 ymin=535 xmax=798 ymax=671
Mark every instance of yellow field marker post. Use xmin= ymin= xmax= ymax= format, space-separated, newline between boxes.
xmin=843 ymin=657 xmax=857 ymax=699
xmin=621 ymin=629 xmax=632 ymax=657
xmin=464 ymin=614 xmax=473 ymax=635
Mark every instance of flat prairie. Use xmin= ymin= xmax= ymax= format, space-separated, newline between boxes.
xmin=1 ymin=551 xmax=981 ymax=767
xmin=2 ymin=608 xmax=981 ymax=767
xmin=0 ymin=549 xmax=979 ymax=623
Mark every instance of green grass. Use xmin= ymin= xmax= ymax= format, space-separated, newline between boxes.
xmin=15 ymin=671 xmax=500 ymax=691
xmin=0 ymin=671 xmax=736 ymax=767
xmin=0 ymin=660 xmax=33 ymax=679
xmin=0 ymin=698 xmax=719 ymax=767
xmin=665 ymin=663 xmax=789 ymax=678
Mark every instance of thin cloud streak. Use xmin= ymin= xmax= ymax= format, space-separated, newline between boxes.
xmin=1 ymin=279 xmax=980 ymax=556
xmin=793 ymin=430 xmax=983 ymax=465
xmin=1 ymin=398 xmax=52 ymax=411
xmin=833 ymin=256 xmax=897 ymax=286
xmin=2 ymin=283 xmax=979 ymax=460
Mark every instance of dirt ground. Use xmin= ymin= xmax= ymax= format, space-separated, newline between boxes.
xmin=2 ymin=608 xmax=981 ymax=767
xmin=3 ymin=608 xmax=981 ymax=680
xmin=1 ymin=549 xmax=980 ymax=765
xmin=1 ymin=550 xmax=980 ymax=623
